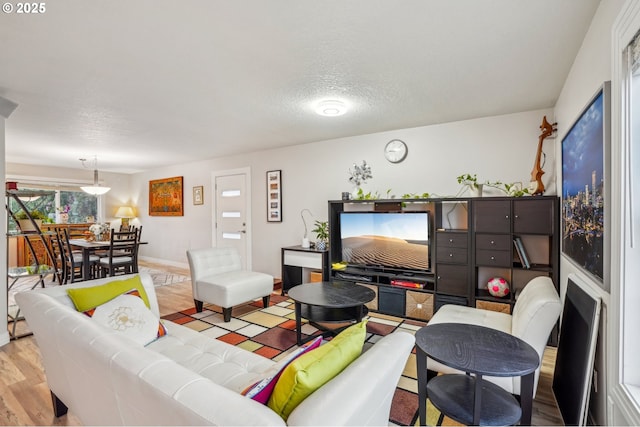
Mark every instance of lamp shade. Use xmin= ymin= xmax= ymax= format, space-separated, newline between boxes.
xmin=81 ymin=169 xmax=110 ymax=195
xmin=115 ymin=206 xmax=135 ymax=218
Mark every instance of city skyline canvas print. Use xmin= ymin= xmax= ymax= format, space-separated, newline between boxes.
xmin=561 ymin=83 xmax=609 ymax=284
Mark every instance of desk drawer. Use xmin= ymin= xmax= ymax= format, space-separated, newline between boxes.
xmin=436 ymin=232 xmax=468 ymax=249
xmin=475 ymin=234 xmax=511 ymax=251
xmin=436 ymin=247 xmax=468 ymax=264
xmin=475 ymin=250 xmax=511 ymax=267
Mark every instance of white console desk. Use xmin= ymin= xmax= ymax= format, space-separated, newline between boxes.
xmin=281 ymin=245 xmax=329 ymax=294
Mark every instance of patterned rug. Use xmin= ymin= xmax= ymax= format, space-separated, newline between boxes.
xmin=161 ymin=294 xmax=463 ymax=426
xmin=139 ymin=266 xmax=190 ymax=287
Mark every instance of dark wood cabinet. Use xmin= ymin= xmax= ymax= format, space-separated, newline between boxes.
xmin=327 ymin=196 xmax=559 ymax=336
xmin=474 ymin=200 xmax=511 ymax=233
xmin=435 ymin=264 xmax=469 ymax=297
xmin=513 ymin=198 xmax=555 ymax=234
xmin=472 ymin=197 xmax=559 ymax=344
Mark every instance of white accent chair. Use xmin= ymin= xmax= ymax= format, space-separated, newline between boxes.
xmin=187 ymin=247 xmax=274 ymax=322
xmin=427 ymin=275 xmax=561 ymax=398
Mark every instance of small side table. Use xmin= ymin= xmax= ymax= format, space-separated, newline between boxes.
xmin=416 ymin=323 xmax=539 ymax=426
xmin=281 ymin=246 xmax=329 ymax=295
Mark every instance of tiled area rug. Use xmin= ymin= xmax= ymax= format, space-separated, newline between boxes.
xmin=139 ymin=266 xmax=190 ymax=287
xmin=162 ymin=294 xmax=463 ymax=426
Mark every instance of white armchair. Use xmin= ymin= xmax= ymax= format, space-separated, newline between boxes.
xmin=427 ymin=276 xmax=561 ymax=397
xmin=187 ymin=247 xmax=274 ymax=322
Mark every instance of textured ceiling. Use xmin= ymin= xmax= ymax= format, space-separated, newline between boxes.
xmin=0 ymin=0 xmax=600 ymax=173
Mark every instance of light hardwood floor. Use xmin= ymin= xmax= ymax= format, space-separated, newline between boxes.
xmin=0 ymin=260 xmax=564 ymax=426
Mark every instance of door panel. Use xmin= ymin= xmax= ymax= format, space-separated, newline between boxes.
xmin=215 ymin=173 xmax=249 ymax=269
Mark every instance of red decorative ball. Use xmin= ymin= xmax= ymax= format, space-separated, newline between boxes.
xmin=487 ymin=277 xmax=509 ymax=297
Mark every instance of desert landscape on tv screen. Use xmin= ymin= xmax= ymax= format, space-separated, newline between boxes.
xmin=342 ymin=235 xmax=429 ymax=270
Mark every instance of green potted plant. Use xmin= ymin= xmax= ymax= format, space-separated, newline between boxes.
xmin=457 ymin=174 xmax=483 ymax=196
xmin=312 ymin=220 xmax=329 ymax=251
xmin=14 ymin=209 xmax=48 ymax=231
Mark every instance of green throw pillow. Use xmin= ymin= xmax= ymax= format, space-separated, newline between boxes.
xmin=66 ymin=275 xmax=151 ymax=312
xmin=267 ymin=320 xmax=367 ymax=420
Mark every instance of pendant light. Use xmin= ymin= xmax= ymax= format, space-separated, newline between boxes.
xmin=80 ymin=157 xmax=111 ymax=195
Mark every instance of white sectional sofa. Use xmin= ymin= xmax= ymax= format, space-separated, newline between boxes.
xmin=16 ymin=273 xmax=415 ymax=426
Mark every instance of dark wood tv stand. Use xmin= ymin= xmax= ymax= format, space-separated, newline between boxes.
xmin=328 ymin=196 xmax=560 ymax=343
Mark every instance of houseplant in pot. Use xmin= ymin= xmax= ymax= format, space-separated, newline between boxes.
xmin=312 ymin=220 xmax=329 ymax=250
xmin=14 ymin=209 xmax=47 ymax=231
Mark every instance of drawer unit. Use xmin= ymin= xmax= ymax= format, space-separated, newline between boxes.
xmin=475 ymin=249 xmax=511 ymax=267
xmin=436 ymin=247 xmax=468 ymax=264
xmin=475 ymin=234 xmax=511 ymax=251
xmin=436 ymin=232 xmax=468 ymax=249
xmin=436 ymin=264 xmax=469 ymax=297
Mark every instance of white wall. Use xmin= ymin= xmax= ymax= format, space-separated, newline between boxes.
xmin=552 ymin=0 xmax=626 ymax=424
xmin=0 ymin=119 xmax=8 ymax=346
xmin=131 ymin=108 xmax=552 ymax=275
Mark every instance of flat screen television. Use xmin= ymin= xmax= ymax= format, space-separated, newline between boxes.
xmin=339 ymin=211 xmax=430 ymax=273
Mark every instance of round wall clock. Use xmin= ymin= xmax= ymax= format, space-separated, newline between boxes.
xmin=384 ymin=139 xmax=408 ymax=163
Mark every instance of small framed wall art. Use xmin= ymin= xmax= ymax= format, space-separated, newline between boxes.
xmin=193 ymin=185 xmax=204 ymax=205
xmin=149 ymin=176 xmax=184 ymax=216
xmin=267 ymin=170 xmax=282 ymax=222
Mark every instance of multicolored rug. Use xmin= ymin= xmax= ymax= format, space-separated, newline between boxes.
xmin=139 ymin=266 xmax=190 ymax=287
xmin=161 ymin=293 xmax=462 ymax=426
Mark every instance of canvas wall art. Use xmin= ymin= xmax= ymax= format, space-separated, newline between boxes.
xmin=149 ymin=176 xmax=184 ymax=216
xmin=561 ymin=82 xmax=610 ymax=285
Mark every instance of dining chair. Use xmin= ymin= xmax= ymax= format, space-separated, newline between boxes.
xmin=61 ymin=228 xmax=99 ymax=282
xmin=47 ymin=230 xmax=66 ymax=284
xmin=98 ymin=229 xmax=140 ymax=277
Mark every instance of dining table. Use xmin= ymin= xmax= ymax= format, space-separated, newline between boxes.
xmin=68 ymin=238 xmax=112 ymax=280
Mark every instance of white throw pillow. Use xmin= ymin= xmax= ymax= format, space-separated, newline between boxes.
xmin=89 ymin=292 xmax=166 ymax=346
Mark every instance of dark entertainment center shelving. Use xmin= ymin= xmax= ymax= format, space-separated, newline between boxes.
xmin=328 ymin=196 xmax=560 ymax=342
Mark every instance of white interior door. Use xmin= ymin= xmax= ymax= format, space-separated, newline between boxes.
xmin=213 ymin=169 xmax=251 ymax=269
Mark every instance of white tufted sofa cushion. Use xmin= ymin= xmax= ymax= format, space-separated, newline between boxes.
xmin=147 ymin=321 xmax=274 ymax=393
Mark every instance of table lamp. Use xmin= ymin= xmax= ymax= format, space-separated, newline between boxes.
xmin=300 ymin=209 xmax=312 ymax=248
xmin=115 ymin=206 xmax=135 ymax=228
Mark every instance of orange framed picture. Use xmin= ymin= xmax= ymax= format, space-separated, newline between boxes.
xmin=149 ymin=176 xmax=184 ymax=216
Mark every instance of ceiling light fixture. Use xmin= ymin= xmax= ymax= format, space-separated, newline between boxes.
xmin=80 ymin=156 xmax=111 ymax=195
xmin=315 ymin=100 xmax=347 ymax=117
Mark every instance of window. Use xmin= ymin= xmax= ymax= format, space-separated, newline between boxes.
xmin=612 ymin=4 xmax=640 ymax=424
xmin=8 ymin=187 xmax=98 ymax=229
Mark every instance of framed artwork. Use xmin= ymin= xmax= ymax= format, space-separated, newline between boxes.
xmin=267 ymin=170 xmax=282 ymax=222
xmin=193 ymin=185 xmax=204 ymax=205
xmin=149 ymin=176 xmax=184 ymax=216
xmin=561 ymin=81 xmax=610 ymax=286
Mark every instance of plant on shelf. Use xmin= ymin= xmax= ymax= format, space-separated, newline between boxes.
xmin=456 ymin=174 xmax=481 ymax=189
xmin=401 ymin=192 xmax=431 ymax=199
xmin=14 ymin=209 xmax=47 ymax=220
xmin=456 ymin=174 xmax=531 ymax=197
xmin=312 ymin=220 xmax=329 ymax=251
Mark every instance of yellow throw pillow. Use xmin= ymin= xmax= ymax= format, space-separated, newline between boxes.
xmin=267 ymin=320 xmax=367 ymax=420
xmin=67 ymin=275 xmax=151 ymax=312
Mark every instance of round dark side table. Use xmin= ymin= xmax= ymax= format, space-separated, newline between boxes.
xmin=288 ymin=281 xmax=375 ymax=345
xmin=416 ymin=323 xmax=539 ymax=426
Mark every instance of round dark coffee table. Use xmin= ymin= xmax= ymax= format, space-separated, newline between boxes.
xmin=288 ymin=281 xmax=375 ymax=345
